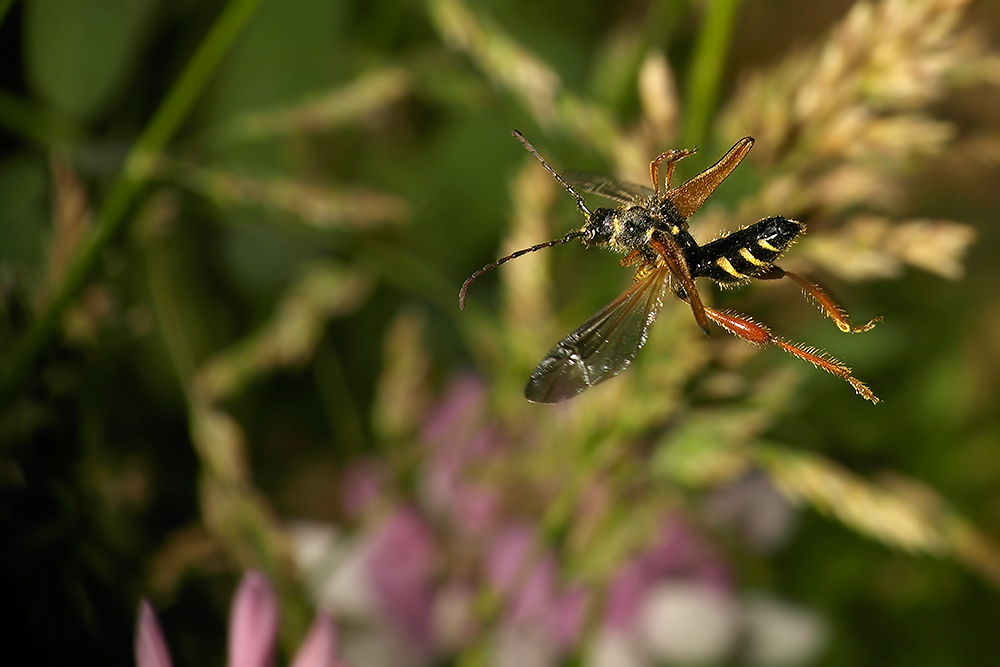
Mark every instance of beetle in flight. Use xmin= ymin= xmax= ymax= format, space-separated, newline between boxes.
xmin=460 ymin=131 xmax=881 ymax=404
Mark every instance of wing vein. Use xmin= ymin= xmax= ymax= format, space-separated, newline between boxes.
xmin=525 ymin=266 xmax=671 ymax=403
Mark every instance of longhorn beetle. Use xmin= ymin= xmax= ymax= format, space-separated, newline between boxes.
xmin=460 ymin=131 xmax=881 ymax=404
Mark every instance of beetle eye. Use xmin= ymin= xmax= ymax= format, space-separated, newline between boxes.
xmin=585 ymin=208 xmax=614 ymax=244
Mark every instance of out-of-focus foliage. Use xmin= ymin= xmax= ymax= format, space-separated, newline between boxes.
xmin=3 ymin=0 xmax=1000 ymax=665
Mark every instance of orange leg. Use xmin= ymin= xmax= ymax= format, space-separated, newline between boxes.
xmin=701 ymin=305 xmax=879 ymax=404
xmin=649 ymin=148 xmax=696 ymax=195
xmin=620 ymin=249 xmax=645 ymax=268
xmin=759 ymin=266 xmax=882 ymax=334
xmin=650 ymin=235 xmax=711 ymax=335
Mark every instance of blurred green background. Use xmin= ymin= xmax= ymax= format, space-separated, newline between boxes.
xmin=2 ymin=0 xmax=1000 ymax=665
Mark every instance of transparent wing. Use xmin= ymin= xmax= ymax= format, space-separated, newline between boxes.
xmin=525 ymin=266 xmax=671 ymax=403
xmin=562 ymin=171 xmax=655 ymax=205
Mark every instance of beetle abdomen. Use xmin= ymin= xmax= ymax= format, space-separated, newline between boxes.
xmin=690 ymin=216 xmax=803 ymax=284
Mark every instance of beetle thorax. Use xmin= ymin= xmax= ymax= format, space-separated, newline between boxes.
xmin=584 ymin=206 xmax=655 ymax=254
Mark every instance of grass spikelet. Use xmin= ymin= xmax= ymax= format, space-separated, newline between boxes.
xmin=756 ymin=444 xmax=948 ymax=554
xmin=197 ymin=267 xmax=372 ymax=402
xmin=721 ymin=0 xmax=990 ymax=171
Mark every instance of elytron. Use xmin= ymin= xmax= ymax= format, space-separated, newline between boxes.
xmin=460 ymin=131 xmax=881 ymax=404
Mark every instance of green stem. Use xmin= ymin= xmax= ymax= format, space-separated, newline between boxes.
xmin=681 ymin=0 xmax=742 ymax=147
xmin=144 ymin=232 xmax=197 ymax=394
xmin=0 ymin=0 xmax=263 ymax=396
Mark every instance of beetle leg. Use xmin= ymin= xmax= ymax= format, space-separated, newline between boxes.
xmin=649 ymin=234 xmax=710 ymax=335
xmin=649 ymin=148 xmax=696 ymax=195
xmin=758 ymin=266 xmax=881 ymax=333
xmin=620 ymin=249 xmax=645 ymax=268
xmin=701 ymin=305 xmax=879 ymax=404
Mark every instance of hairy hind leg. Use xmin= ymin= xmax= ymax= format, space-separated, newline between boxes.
xmin=758 ymin=266 xmax=881 ymax=334
xmin=701 ymin=304 xmax=879 ymax=404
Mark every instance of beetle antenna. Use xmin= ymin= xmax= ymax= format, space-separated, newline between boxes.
xmin=459 ymin=230 xmax=586 ymax=309
xmin=512 ymin=130 xmax=592 ymax=218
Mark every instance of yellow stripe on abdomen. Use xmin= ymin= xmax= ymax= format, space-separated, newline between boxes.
xmin=715 ymin=256 xmax=744 ymax=278
xmin=739 ymin=247 xmax=768 ymax=266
